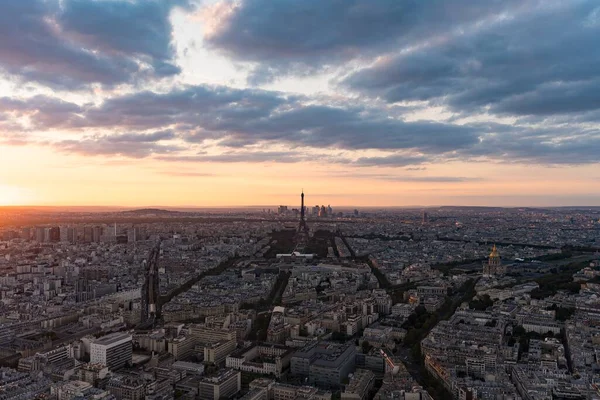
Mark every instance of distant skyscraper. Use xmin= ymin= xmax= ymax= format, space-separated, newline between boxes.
xmin=128 ymin=227 xmax=142 ymax=243
xmin=83 ymin=227 xmax=93 ymax=243
xmin=21 ymin=227 xmax=30 ymax=240
xmin=60 ymin=226 xmax=68 ymax=242
xmin=92 ymin=226 xmax=103 ymax=243
xmin=319 ymin=205 xmax=327 ymax=217
xmin=35 ymin=227 xmax=45 ymax=243
xmin=67 ymin=227 xmax=77 ymax=243
xmin=422 ymin=211 xmax=429 ymax=224
xmin=49 ymin=227 xmax=60 ymax=242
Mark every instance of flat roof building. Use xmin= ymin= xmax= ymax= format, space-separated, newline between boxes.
xmin=90 ymin=332 xmax=132 ymax=371
xmin=342 ymin=369 xmax=375 ymax=400
xmin=199 ymin=369 xmax=241 ymax=400
xmin=291 ymin=342 xmax=356 ymax=389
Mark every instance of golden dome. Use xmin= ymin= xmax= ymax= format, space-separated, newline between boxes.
xmin=489 ymin=244 xmax=500 ymax=258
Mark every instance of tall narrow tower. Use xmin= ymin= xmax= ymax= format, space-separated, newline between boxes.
xmin=301 ymin=190 xmax=305 ymax=220
xmin=295 ymin=190 xmax=310 ymax=253
xmin=298 ymin=190 xmax=308 ymax=234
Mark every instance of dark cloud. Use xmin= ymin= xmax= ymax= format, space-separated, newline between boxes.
xmin=0 ymin=95 xmax=84 ymax=129
xmin=53 ymin=130 xmax=181 ymax=158
xmin=204 ymin=0 xmax=524 ymax=82
xmin=104 ymin=130 xmax=176 ymax=143
xmin=4 ymin=83 xmax=600 ymax=166
xmin=0 ymin=95 xmax=81 ymax=114
xmin=9 ymin=85 xmax=477 ymax=155
xmin=354 ymin=154 xmax=428 ymax=167
xmin=392 ymin=176 xmax=480 ymax=183
xmin=81 ymin=85 xmax=290 ymax=131
xmin=492 ymin=80 xmax=600 ymax=116
xmin=113 ymin=88 xmax=477 ymax=153
xmin=157 ymin=151 xmax=308 ymax=164
xmin=365 ymin=175 xmax=479 ymax=183
xmin=471 ymin=131 xmax=600 ymax=165
xmin=0 ymin=0 xmax=189 ymax=89
xmin=0 ymin=0 xmax=130 ymax=88
xmin=343 ymin=1 xmax=600 ymax=118
xmin=323 ymin=171 xmax=479 ymax=182
xmin=59 ymin=0 xmax=191 ymax=77
xmin=3 ymin=0 xmax=598 ymax=169
xmin=228 ymin=105 xmax=479 ymax=152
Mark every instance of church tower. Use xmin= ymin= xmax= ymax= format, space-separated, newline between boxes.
xmin=484 ymin=244 xmax=504 ymax=276
xmin=489 ymin=245 xmax=501 ymax=269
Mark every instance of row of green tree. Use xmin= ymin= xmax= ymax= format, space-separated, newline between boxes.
xmin=530 ymin=262 xmax=584 ymax=299
xmin=468 ymin=294 xmax=494 ymax=311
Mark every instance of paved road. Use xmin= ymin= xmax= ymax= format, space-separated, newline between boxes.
xmin=52 ymin=326 xmax=99 ymax=346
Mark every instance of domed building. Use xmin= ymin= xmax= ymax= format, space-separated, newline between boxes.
xmin=483 ymin=245 xmax=506 ymax=276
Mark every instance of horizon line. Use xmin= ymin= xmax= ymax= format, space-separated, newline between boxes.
xmin=2 ymin=204 xmax=600 ymax=210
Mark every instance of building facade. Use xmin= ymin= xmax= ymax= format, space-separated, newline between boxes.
xmin=90 ymin=333 xmax=132 ymax=371
xmin=291 ymin=342 xmax=356 ymax=389
xmin=483 ymin=245 xmax=506 ymax=276
xmin=198 ymin=369 xmax=241 ymax=400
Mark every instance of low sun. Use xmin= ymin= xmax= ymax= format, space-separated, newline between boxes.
xmin=0 ymin=185 xmax=27 ymax=206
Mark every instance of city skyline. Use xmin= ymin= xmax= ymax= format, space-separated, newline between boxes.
xmin=1 ymin=199 xmax=598 ymax=399
xmin=1 ymin=0 xmax=600 ymax=207
xmin=3 ymin=2 xmax=600 ymax=395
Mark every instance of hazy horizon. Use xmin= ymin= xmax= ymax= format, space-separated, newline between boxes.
xmin=3 ymin=202 xmax=600 ymax=212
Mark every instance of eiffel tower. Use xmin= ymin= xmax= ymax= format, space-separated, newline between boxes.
xmin=298 ymin=190 xmax=308 ymax=233
xmin=295 ymin=190 xmax=309 ymax=251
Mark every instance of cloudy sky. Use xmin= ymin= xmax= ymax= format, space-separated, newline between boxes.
xmin=1 ymin=0 xmax=599 ymax=207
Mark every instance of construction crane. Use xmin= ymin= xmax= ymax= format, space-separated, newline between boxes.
xmin=380 ymin=349 xmax=400 ymax=375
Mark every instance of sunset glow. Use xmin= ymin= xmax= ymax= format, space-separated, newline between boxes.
xmin=0 ymin=0 xmax=599 ymax=207
xmin=0 ymin=185 xmax=28 ymax=206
